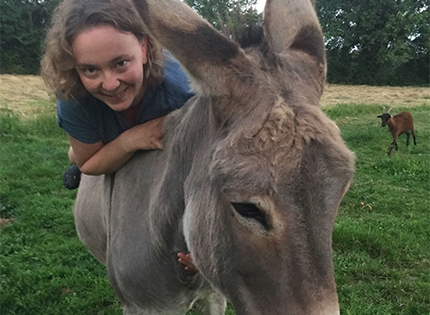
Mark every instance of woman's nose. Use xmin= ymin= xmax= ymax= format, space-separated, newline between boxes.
xmin=101 ymin=72 xmax=120 ymax=91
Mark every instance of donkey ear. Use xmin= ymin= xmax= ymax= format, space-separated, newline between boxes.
xmin=132 ymin=0 xmax=250 ymax=96
xmin=264 ymin=0 xmax=325 ymax=64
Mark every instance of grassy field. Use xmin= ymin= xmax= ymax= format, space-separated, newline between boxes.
xmin=1 ymin=76 xmax=429 ymax=314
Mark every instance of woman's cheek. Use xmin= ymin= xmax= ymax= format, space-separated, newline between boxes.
xmin=80 ymin=76 xmax=99 ymax=92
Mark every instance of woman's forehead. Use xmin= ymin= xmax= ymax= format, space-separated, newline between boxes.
xmin=72 ymin=25 xmax=142 ymax=64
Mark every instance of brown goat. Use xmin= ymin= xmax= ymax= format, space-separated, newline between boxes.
xmin=377 ymin=112 xmax=416 ymax=156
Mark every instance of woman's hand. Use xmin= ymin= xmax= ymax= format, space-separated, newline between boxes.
xmin=121 ymin=116 xmax=166 ymax=153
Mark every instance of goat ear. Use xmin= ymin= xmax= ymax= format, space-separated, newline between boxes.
xmin=264 ymin=0 xmax=325 ymax=64
xmin=132 ymin=0 xmax=249 ymax=97
xmin=377 ymin=115 xmax=382 ymax=118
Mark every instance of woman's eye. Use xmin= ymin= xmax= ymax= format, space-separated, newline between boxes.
xmin=81 ymin=67 xmax=97 ymax=75
xmin=117 ymin=60 xmax=128 ymax=68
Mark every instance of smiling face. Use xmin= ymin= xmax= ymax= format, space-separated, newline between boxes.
xmin=72 ymin=25 xmax=148 ymax=112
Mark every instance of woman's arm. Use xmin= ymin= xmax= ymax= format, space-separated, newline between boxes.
xmin=68 ymin=116 xmax=166 ymax=175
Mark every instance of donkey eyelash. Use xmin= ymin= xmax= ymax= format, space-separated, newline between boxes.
xmin=231 ymin=202 xmax=271 ymax=231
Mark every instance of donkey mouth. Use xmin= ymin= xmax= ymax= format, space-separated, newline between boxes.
xmin=172 ymin=250 xmax=198 ymax=284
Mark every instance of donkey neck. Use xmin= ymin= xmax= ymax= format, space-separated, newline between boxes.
xmin=146 ymin=96 xmax=216 ymax=247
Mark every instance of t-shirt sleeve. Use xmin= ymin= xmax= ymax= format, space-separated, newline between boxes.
xmin=56 ymin=99 xmax=101 ymax=144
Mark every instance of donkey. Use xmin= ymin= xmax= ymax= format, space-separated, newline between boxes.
xmin=73 ymin=0 xmax=355 ymax=314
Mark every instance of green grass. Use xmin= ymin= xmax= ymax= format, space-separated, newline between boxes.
xmin=1 ymin=103 xmax=429 ymax=314
xmin=325 ymin=104 xmax=430 ymax=315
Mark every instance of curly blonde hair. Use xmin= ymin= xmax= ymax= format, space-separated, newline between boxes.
xmin=41 ymin=0 xmax=163 ymax=99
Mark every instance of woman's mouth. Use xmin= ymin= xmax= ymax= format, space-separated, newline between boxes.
xmin=103 ymin=88 xmax=127 ymax=101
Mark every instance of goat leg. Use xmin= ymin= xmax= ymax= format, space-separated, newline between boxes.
xmin=387 ymin=144 xmax=395 ymax=156
xmin=391 ymin=135 xmax=399 ymax=151
xmin=411 ymin=130 xmax=417 ymax=145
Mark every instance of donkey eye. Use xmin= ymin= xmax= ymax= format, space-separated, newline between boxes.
xmin=231 ymin=202 xmax=270 ymax=230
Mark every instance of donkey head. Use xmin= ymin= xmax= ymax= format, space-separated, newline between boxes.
xmin=133 ymin=0 xmax=355 ymax=314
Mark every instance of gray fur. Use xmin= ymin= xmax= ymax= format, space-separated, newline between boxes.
xmin=74 ymin=0 xmax=355 ymax=314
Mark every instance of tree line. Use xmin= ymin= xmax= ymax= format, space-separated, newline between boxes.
xmin=1 ymin=0 xmax=428 ymax=86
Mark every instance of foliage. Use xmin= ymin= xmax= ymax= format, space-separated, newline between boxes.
xmin=184 ymin=0 xmax=256 ymax=29
xmin=316 ymin=0 xmax=429 ymax=86
xmin=1 ymin=101 xmax=429 ymax=314
xmin=0 ymin=0 xmax=61 ymax=74
xmin=0 ymin=0 xmax=261 ymax=75
xmin=0 ymin=0 xmax=428 ymax=86
xmin=185 ymin=0 xmax=262 ymax=42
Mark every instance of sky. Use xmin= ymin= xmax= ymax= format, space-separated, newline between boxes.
xmin=254 ymin=0 xmax=265 ymax=13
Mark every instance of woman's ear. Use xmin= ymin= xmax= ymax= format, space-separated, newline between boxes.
xmin=141 ymin=36 xmax=149 ymax=65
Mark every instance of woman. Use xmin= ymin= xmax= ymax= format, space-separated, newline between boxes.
xmin=41 ymin=0 xmax=195 ymax=271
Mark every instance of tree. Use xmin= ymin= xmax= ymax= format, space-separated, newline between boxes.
xmin=0 ymin=0 xmax=261 ymax=75
xmin=1 ymin=0 xmax=61 ymax=74
xmin=184 ymin=0 xmax=262 ymax=42
xmin=316 ymin=0 xmax=429 ymax=86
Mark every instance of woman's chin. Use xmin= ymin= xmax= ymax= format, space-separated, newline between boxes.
xmin=103 ymin=99 xmax=132 ymax=112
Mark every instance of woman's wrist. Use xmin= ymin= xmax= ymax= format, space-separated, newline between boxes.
xmin=117 ymin=128 xmax=138 ymax=154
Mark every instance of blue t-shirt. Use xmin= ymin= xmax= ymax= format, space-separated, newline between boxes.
xmin=57 ymin=53 xmax=194 ymax=144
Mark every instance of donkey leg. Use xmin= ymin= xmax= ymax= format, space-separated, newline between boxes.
xmin=406 ymin=132 xmax=410 ymax=146
xmin=123 ymin=304 xmax=142 ymax=315
xmin=123 ymin=303 xmax=190 ymax=315
xmin=192 ymin=291 xmax=227 ymax=315
xmin=123 ymin=304 xmax=160 ymax=315
xmin=74 ymin=174 xmax=112 ymax=265
xmin=123 ymin=304 xmax=158 ymax=315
